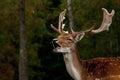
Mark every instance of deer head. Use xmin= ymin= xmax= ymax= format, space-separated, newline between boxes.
xmin=51 ymin=8 xmax=115 ymax=53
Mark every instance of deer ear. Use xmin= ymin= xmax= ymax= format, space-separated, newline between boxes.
xmin=74 ymin=33 xmax=85 ymax=42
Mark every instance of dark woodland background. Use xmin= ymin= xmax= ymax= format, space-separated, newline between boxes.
xmin=0 ymin=0 xmax=120 ymax=80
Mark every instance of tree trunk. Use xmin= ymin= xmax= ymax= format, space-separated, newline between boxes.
xmin=19 ymin=0 xmax=28 ymax=80
xmin=67 ymin=0 xmax=74 ymax=29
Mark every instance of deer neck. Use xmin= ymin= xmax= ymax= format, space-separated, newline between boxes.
xmin=62 ymin=45 xmax=83 ymax=80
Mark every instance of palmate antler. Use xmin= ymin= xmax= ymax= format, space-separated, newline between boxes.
xmin=91 ymin=8 xmax=115 ymax=33
xmin=51 ymin=8 xmax=115 ymax=34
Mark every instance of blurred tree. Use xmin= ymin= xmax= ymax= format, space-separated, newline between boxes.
xmin=19 ymin=0 xmax=28 ymax=80
xmin=67 ymin=0 xmax=74 ymax=30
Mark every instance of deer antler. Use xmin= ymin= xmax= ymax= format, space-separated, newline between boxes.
xmin=51 ymin=9 xmax=67 ymax=33
xmin=91 ymin=8 xmax=115 ymax=33
xmin=51 ymin=8 xmax=115 ymax=34
xmin=72 ymin=8 xmax=115 ymax=34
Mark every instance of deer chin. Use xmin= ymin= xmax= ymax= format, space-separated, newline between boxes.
xmin=52 ymin=42 xmax=70 ymax=53
xmin=54 ymin=47 xmax=70 ymax=53
xmin=53 ymin=46 xmax=61 ymax=52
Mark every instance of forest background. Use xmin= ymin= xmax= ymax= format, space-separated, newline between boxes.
xmin=0 ymin=0 xmax=120 ymax=80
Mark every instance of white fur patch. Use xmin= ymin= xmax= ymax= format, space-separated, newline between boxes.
xmin=64 ymin=53 xmax=82 ymax=80
xmin=71 ymin=64 xmax=81 ymax=80
xmin=58 ymin=47 xmax=70 ymax=53
xmin=95 ymin=78 xmax=100 ymax=80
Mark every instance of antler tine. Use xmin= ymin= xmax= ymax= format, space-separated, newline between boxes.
xmin=74 ymin=23 xmax=95 ymax=34
xmin=83 ymin=25 xmax=95 ymax=33
xmin=58 ymin=9 xmax=67 ymax=33
xmin=50 ymin=24 xmax=60 ymax=33
xmin=50 ymin=9 xmax=66 ymax=33
xmin=91 ymin=8 xmax=115 ymax=33
xmin=70 ymin=26 xmax=74 ymax=33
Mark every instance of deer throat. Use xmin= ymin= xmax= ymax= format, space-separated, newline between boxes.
xmin=63 ymin=53 xmax=82 ymax=80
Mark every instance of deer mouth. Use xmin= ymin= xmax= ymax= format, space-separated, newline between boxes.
xmin=52 ymin=41 xmax=61 ymax=52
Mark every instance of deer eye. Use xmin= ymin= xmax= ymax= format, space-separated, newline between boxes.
xmin=67 ymin=38 xmax=72 ymax=41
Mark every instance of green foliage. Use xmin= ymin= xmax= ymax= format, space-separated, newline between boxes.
xmin=0 ymin=0 xmax=120 ymax=80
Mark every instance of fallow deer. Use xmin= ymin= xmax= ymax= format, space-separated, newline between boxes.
xmin=51 ymin=8 xmax=120 ymax=80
